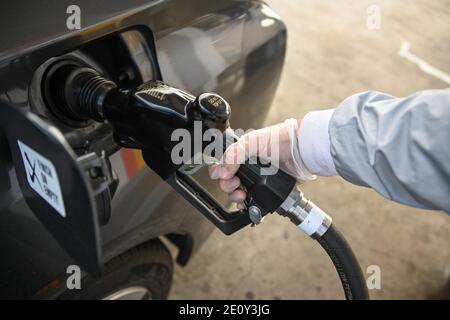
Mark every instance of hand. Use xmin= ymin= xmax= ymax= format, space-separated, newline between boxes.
xmin=208 ymin=118 xmax=315 ymax=208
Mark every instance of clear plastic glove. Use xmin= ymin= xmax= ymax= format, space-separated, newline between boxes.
xmin=208 ymin=118 xmax=316 ymax=208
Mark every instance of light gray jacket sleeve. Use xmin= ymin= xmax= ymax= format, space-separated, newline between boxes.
xmin=329 ymin=89 xmax=450 ymax=213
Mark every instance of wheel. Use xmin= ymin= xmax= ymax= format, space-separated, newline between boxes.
xmin=59 ymin=239 xmax=173 ymax=300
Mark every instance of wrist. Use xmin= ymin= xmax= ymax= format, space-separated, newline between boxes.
xmin=298 ymin=109 xmax=338 ymax=176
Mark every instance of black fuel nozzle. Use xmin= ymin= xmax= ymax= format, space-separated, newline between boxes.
xmin=56 ymin=67 xmax=296 ymax=234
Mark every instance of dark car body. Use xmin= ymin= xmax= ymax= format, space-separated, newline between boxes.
xmin=0 ymin=0 xmax=286 ymax=299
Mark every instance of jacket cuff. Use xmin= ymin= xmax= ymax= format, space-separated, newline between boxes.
xmin=298 ymin=109 xmax=338 ymax=176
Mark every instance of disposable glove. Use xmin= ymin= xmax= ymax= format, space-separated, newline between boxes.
xmin=208 ymin=118 xmax=316 ymax=208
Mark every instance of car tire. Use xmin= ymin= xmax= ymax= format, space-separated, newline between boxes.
xmin=59 ymin=239 xmax=173 ymax=300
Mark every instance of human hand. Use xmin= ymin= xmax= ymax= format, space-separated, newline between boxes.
xmin=208 ymin=118 xmax=315 ymax=209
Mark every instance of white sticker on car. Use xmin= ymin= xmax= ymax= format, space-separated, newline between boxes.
xmin=17 ymin=140 xmax=66 ymax=217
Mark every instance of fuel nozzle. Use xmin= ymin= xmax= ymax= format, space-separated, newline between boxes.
xmin=53 ymin=66 xmax=234 ymax=177
xmin=52 ymin=67 xmax=299 ymax=234
xmin=53 ymin=66 xmax=317 ymax=236
xmin=56 ymin=66 xmax=231 ymax=131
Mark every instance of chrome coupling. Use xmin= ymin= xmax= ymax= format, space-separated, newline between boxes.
xmin=277 ymin=186 xmax=332 ymax=239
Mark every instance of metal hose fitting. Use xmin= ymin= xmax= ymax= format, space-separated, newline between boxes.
xmin=277 ymin=186 xmax=332 ymax=239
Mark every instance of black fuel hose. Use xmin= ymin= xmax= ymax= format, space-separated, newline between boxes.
xmin=317 ymin=224 xmax=369 ymax=300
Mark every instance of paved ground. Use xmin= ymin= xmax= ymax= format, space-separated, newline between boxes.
xmin=170 ymin=0 xmax=450 ymax=299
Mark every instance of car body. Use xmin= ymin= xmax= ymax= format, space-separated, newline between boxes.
xmin=0 ymin=0 xmax=286 ymax=299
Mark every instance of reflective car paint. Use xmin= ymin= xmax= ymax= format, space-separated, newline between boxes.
xmin=0 ymin=0 xmax=286 ymax=298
